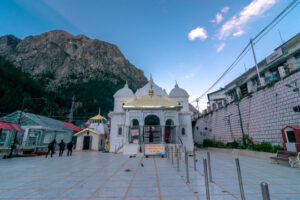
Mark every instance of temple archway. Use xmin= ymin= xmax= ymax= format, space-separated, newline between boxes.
xmin=144 ymin=115 xmax=160 ymax=126
xmin=144 ymin=115 xmax=161 ymax=144
xmin=129 ymin=119 xmax=140 ymax=144
xmin=165 ymin=119 xmax=175 ymax=143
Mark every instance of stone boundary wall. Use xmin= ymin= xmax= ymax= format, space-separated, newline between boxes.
xmin=194 ymin=71 xmax=300 ymax=146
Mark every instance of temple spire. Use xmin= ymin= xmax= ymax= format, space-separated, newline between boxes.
xmin=149 ymin=74 xmax=154 ymax=96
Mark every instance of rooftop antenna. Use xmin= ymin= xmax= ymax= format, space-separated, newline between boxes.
xmin=278 ymin=29 xmax=284 ymax=44
xmin=244 ymin=63 xmax=247 ymax=72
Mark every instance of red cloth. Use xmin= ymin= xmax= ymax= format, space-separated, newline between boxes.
xmin=0 ymin=121 xmax=22 ymax=131
xmin=165 ymin=129 xmax=169 ymax=140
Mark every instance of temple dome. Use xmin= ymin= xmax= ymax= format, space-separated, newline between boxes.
xmin=135 ymin=81 xmax=168 ymax=98
xmin=114 ymin=83 xmax=134 ymax=97
xmin=169 ymin=82 xmax=189 ymax=97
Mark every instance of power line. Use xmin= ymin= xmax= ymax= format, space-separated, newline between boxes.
xmin=191 ymin=0 xmax=300 ymax=104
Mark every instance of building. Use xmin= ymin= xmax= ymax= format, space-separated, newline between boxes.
xmin=225 ymin=33 xmax=300 ymax=103
xmin=109 ymin=76 xmax=194 ymax=155
xmin=207 ymin=88 xmax=227 ymax=111
xmin=0 ymin=111 xmax=76 ymax=152
xmin=74 ymin=114 xmax=109 ymax=151
xmin=194 ymin=33 xmax=300 ymax=146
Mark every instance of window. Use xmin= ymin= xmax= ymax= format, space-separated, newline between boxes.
xmin=118 ymin=127 xmax=122 ymax=136
xmin=196 ymin=127 xmax=199 ymax=130
xmin=182 ymin=128 xmax=186 ymax=136
xmin=286 ymin=131 xmax=296 ymax=143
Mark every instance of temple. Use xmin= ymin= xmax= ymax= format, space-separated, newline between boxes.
xmin=109 ymin=76 xmax=194 ymax=155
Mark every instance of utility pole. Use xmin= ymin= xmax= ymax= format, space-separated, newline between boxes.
xmin=8 ymin=99 xmax=26 ymax=158
xmin=250 ymin=39 xmax=261 ymax=86
xmin=236 ymin=102 xmax=246 ymax=148
xmin=224 ymin=114 xmax=234 ymax=140
xmin=68 ymin=96 xmax=76 ymax=123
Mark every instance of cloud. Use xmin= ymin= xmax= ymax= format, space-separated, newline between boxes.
xmin=184 ymin=72 xmax=196 ymax=79
xmin=211 ymin=6 xmax=230 ymax=24
xmin=211 ymin=13 xmax=224 ymax=24
xmin=217 ymin=43 xmax=226 ymax=52
xmin=221 ymin=6 xmax=230 ymax=13
xmin=218 ymin=0 xmax=278 ymax=40
xmin=233 ymin=30 xmax=245 ymax=37
xmin=188 ymin=27 xmax=208 ymax=40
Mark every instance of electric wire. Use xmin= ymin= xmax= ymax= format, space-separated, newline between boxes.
xmin=191 ymin=0 xmax=300 ymax=104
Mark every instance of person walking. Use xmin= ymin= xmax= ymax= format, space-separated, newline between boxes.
xmin=67 ymin=141 xmax=73 ymax=156
xmin=58 ymin=140 xmax=66 ymax=156
xmin=46 ymin=139 xmax=56 ymax=158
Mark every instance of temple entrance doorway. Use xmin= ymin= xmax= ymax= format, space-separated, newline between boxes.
xmin=165 ymin=119 xmax=175 ymax=143
xmin=144 ymin=115 xmax=161 ymax=144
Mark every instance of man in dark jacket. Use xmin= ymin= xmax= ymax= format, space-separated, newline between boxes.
xmin=67 ymin=141 xmax=73 ymax=156
xmin=58 ymin=140 xmax=66 ymax=156
xmin=46 ymin=139 xmax=56 ymax=158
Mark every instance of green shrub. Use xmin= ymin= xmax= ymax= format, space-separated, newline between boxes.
xmin=226 ymin=140 xmax=239 ymax=148
xmin=272 ymin=145 xmax=284 ymax=153
xmin=215 ymin=141 xmax=225 ymax=148
xmin=251 ymin=142 xmax=272 ymax=152
xmin=203 ymin=139 xmax=215 ymax=147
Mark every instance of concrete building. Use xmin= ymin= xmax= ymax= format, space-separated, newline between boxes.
xmin=225 ymin=33 xmax=300 ymax=102
xmin=109 ymin=77 xmax=194 ymax=155
xmin=194 ymin=33 xmax=300 ymax=146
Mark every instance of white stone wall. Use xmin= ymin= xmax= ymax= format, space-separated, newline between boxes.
xmin=194 ymin=71 xmax=300 ymax=146
xmin=170 ymin=97 xmax=189 ymax=112
xmin=109 ymin=112 xmax=126 ymax=152
xmin=179 ymin=112 xmax=194 ymax=151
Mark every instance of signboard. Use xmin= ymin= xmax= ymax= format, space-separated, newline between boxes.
xmin=131 ymin=129 xmax=139 ymax=136
xmin=144 ymin=144 xmax=165 ymax=155
xmin=208 ymin=90 xmax=226 ymax=101
xmin=266 ymin=48 xmax=283 ymax=64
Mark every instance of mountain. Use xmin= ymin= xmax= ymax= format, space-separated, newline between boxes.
xmin=0 ymin=30 xmax=147 ymax=120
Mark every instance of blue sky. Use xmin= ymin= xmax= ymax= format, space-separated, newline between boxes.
xmin=1 ymin=0 xmax=300 ymax=110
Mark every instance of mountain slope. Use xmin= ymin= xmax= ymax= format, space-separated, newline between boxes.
xmin=0 ymin=30 xmax=147 ymax=120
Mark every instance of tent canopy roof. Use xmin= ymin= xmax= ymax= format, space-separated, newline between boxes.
xmin=0 ymin=111 xmax=72 ymax=132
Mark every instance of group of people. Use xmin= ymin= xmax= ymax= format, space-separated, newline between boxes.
xmin=45 ymin=139 xmax=74 ymax=158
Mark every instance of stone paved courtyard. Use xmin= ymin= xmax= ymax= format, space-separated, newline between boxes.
xmin=0 ymin=150 xmax=300 ymax=200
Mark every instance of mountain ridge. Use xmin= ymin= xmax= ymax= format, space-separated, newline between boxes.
xmin=0 ymin=30 xmax=148 ymax=119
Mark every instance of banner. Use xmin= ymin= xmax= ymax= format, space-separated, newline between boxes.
xmin=131 ymin=129 xmax=139 ymax=136
xmin=144 ymin=144 xmax=165 ymax=155
xmin=266 ymin=48 xmax=283 ymax=64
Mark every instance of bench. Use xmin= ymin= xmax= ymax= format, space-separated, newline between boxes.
xmin=270 ymin=150 xmax=298 ymax=163
xmin=289 ymin=152 xmax=300 ymax=168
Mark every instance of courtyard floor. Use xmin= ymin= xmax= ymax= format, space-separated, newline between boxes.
xmin=0 ymin=150 xmax=299 ymax=200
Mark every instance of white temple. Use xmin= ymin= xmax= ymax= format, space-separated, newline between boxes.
xmin=109 ymin=76 xmax=194 ymax=155
xmin=74 ymin=114 xmax=109 ymax=151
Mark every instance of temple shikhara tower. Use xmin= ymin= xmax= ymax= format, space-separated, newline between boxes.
xmin=109 ymin=76 xmax=194 ymax=155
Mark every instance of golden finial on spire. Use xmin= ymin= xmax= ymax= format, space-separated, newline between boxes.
xmin=149 ymin=74 xmax=154 ymax=96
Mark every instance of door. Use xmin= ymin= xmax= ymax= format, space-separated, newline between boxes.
xmin=83 ymin=136 xmax=91 ymax=150
xmin=285 ymin=130 xmax=296 ymax=152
